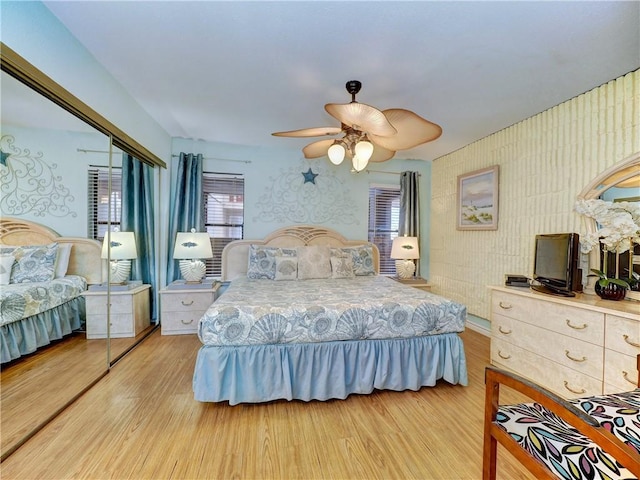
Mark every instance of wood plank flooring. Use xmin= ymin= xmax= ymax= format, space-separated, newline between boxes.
xmin=1 ymin=329 xmax=535 ymax=479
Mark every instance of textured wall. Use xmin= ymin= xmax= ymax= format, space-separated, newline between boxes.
xmin=431 ymin=70 xmax=640 ymax=321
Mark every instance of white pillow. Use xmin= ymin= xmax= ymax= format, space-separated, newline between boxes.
xmin=54 ymin=243 xmax=73 ymax=278
xmin=297 ymin=245 xmax=331 ymax=280
xmin=0 ymin=254 xmax=15 ymax=285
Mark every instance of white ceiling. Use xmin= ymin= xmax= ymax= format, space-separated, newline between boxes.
xmin=42 ymin=1 xmax=640 ymax=162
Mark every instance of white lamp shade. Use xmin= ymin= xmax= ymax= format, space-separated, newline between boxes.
xmin=327 ymin=143 xmax=346 ymax=165
xmin=351 ymin=155 xmax=369 ymax=172
xmin=354 ymin=140 xmax=374 ymax=162
xmin=101 ymin=231 xmax=138 ymax=260
xmin=390 ymin=236 xmax=420 ymax=259
xmin=173 ymin=231 xmax=213 ymax=259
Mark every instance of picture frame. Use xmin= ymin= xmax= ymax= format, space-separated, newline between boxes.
xmin=456 ymin=165 xmax=499 ymax=230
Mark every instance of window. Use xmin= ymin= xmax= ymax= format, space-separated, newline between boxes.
xmin=368 ymin=184 xmax=400 ymax=275
xmin=87 ymin=166 xmax=122 ymax=241
xmin=202 ymin=172 xmax=244 ymax=277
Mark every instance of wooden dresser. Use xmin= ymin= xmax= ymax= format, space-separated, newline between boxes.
xmin=489 ymin=286 xmax=640 ymax=398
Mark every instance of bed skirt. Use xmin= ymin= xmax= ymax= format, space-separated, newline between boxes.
xmin=193 ymin=333 xmax=468 ymax=405
xmin=0 ymin=297 xmax=85 ymax=364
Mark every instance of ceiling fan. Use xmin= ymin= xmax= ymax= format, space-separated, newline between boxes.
xmin=272 ymin=80 xmax=442 ymax=171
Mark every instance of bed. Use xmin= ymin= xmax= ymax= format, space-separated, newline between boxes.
xmin=193 ymin=225 xmax=468 ymax=405
xmin=483 ymin=357 xmax=640 ymax=480
xmin=0 ymin=217 xmax=104 ymax=363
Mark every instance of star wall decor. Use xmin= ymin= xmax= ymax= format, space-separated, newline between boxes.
xmin=302 ymin=168 xmax=318 ymax=184
xmin=0 ymin=150 xmax=9 ymax=167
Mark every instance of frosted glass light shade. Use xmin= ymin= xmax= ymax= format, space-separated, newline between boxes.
xmin=351 ymin=155 xmax=369 ymax=172
xmin=390 ymin=236 xmax=420 ymax=259
xmin=327 ymin=143 xmax=346 ymax=165
xmin=355 ymin=140 xmax=374 ymax=162
xmin=101 ymin=231 xmax=138 ymax=260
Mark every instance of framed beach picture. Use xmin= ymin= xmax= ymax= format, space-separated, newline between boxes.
xmin=456 ymin=165 xmax=499 ymax=230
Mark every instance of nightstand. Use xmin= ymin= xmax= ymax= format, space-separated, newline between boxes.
xmin=83 ymin=284 xmax=151 ymax=339
xmin=392 ymin=276 xmax=432 ymax=292
xmin=160 ymin=281 xmax=220 ymax=335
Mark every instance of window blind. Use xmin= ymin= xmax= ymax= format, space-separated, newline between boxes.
xmin=368 ymin=184 xmax=400 ymax=275
xmin=202 ymin=172 xmax=245 ymax=277
xmin=87 ymin=167 xmax=122 ymax=241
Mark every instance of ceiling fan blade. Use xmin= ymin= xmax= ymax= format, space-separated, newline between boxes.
xmin=368 ymin=144 xmax=396 ymax=163
xmin=272 ymin=126 xmax=342 ymax=138
xmin=369 ymin=109 xmax=442 ymax=150
xmin=302 ymin=139 xmax=336 ymax=159
xmin=325 ymin=103 xmax=397 ymax=137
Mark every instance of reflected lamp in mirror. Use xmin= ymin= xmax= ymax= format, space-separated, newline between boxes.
xmin=391 ymin=236 xmax=420 ymax=279
xmin=101 ymin=230 xmax=138 ymax=284
xmin=173 ymin=229 xmax=213 ymax=283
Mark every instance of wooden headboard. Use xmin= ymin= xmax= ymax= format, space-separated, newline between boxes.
xmin=0 ymin=217 xmax=105 ymax=284
xmin=221 ymin=225 xmax=380 ymax=281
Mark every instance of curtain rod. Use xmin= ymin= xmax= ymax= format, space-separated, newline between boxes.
xmin=77 ymin=148 xmax=124 ymax=155
xmin=364 ymin=169 xmax=421 ymax=176
xmin=172 ymin=154 xmax=251 ymax=164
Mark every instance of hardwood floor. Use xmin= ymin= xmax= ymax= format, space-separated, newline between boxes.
xmin=1 ymin=329 xmax=535 ymax=479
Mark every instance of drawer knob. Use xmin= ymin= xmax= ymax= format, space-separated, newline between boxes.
xmin=565 ymin=319 xmax=587 ymax=330
xmin=623 ymin=335 xmax=640 ymax=348
xmin=181 ymin=300 xmax=194 ymax=306
xmin=498 ymin=350 xmax=511 ymax=360
xmin=498 ymin=326 xmax=512 ymax=335
xmin=563 ymin=381 xmax=586 ymax=395
xmin=498 ymin=302 xmax=512 ymax=310
xmin=181 ymin=319 xmax=194 ymax=325
xmin=622 ymin=371 xmax=637 ymax=385
xmin=564 ymin=350 xmax=586 ymax=363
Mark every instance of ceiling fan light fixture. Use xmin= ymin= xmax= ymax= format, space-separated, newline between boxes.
xmin=352 ymin=154 xmax=369 ymax=173
xmin=354 ymin=139 xmax=374 ymax=163
xmin=328 ymin=142 xmax=346 ymax=165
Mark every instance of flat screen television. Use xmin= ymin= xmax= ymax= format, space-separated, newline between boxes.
xmin=531 ymin=233 xmax=582 ymax=297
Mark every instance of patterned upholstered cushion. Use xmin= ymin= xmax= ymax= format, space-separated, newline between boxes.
xmin=9 ymin=243 xmax=59 ymax=283
xmin=0 ymin=254 xmax=15 ymax=285
xmin=496 ymin=389 xmax=640 ymax=479
xmin=274 ymin=256 xmax=297 ymax=281
xmin=297 ymin=245 xmax=331 ymax=280
xmin=247 ymin=245 xmax=297 ymax=280
xmin=331 ymin=245 xmax=376 ymax=276
xmin=330 ymin=255 xmax=355 ymax=278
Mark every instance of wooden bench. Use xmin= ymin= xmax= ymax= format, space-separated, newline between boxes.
xmin=483 ymin=355 xmax=640 ymax=479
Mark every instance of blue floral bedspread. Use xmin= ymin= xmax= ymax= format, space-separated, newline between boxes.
xmin=198 ymin=276 xmax=466 ymax=346
xmin=0 ymin=275 xmax=87 ymax=326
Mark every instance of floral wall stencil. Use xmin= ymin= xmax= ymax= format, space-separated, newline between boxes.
xmin=0 ymin=135 xmax=77 ymax=217
xmin=254 ymin=161 xmax=359 ymax=224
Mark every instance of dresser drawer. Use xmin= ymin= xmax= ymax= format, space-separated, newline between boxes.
xmin=492 ymin=313 xmax=603 ymax=378
xmin=605 ymin=314 xmax=640 ymax=356
xmin=492 ymin=291 xmax=604 ymax=345
xmin=604 ymin=348 xmax=639 ymax=392
xmin=86 ymin=313 xmax=134 ymax=337
xmin=161 ymin=311 xmax=204 ymax=335
xmin=161 ymin=291 xmax=214 ymax=312
xmin=84 ymin=294 xmax=133 ymax=315
xmin=491 ymin=338 xmax=602 ymax=398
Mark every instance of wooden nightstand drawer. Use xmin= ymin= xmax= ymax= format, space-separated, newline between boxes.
xmin=162 ymin=292 xmax=214 ymax=312
xmin=84 ymin=293 xmax=133 ymax=315
xmin=83 ymin=284 xmax=151 ymax=339
xmin=160 ymin=312 xmax=203 ymax=335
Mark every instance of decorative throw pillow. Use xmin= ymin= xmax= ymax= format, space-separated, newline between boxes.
xmin=0 ymin=254 xmax=15 ymax=285
xmin=332 ymin=245 xmax=376 ymax=276
xmin=54 ymin=243 xmax=73 ymax=278
xmin=275 ymin=256 xmax=298 ymax=281
xmin=330 ymin=255 xmax=355 ymax=279
xmin=10 ymin=243 xmax=58 ymax=283
xmin=297 ymin=245 xmax=331 ymax=280
xmin=247 ymin=245 xmax=297 ymax=279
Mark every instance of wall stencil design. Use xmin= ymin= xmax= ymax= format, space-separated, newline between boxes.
xmin=255 ymin=161 xmax=359 ymax=224
xmin=0 ymin=135 xmax=77 ymax=217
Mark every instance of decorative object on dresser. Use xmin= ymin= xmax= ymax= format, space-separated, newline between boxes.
xmin=530 ymin=232 xmax=582 ymax=297
xmin=390 ymin=236 xmax=419 ymax=279
xmin=82 ymin=284 xmax=151 ymax=339
xmin=392 ymin=276 xmax=431 ymax=292
xmin=101 ymin=230 xmax=138 ymax=284
xmin=173 ymin=229 xmax=213 ymax=283
xmin=489 ymin=286 xmax=640 ymax=398
xmin=590 ymin=268 xmax=630 ymax=301
xmin=160 ymin=281 xmax=219 ymax=335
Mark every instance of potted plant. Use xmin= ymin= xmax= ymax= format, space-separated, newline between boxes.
xmin=588 ymin=268 xmax=630 ymax=301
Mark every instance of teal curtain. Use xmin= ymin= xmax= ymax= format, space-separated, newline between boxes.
xmin=167 ymin=152 xmax=204 ymax=283
xmin=121 ymin=154 xmax=157 ymax=321
xmin=399 ymin=171 xmax=420 ymax=275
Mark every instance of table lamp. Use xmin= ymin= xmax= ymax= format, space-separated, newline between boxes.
xmin=391 ymin=236 xmax=420 ymax=279
xmin=173 ymin=229 xmax=213 ymax=283
xmin=101 ymin=230 xmax=138 ymax=284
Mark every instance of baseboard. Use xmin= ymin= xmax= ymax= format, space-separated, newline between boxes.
xmin=466 ymin=316 xmax=490 ymax=337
